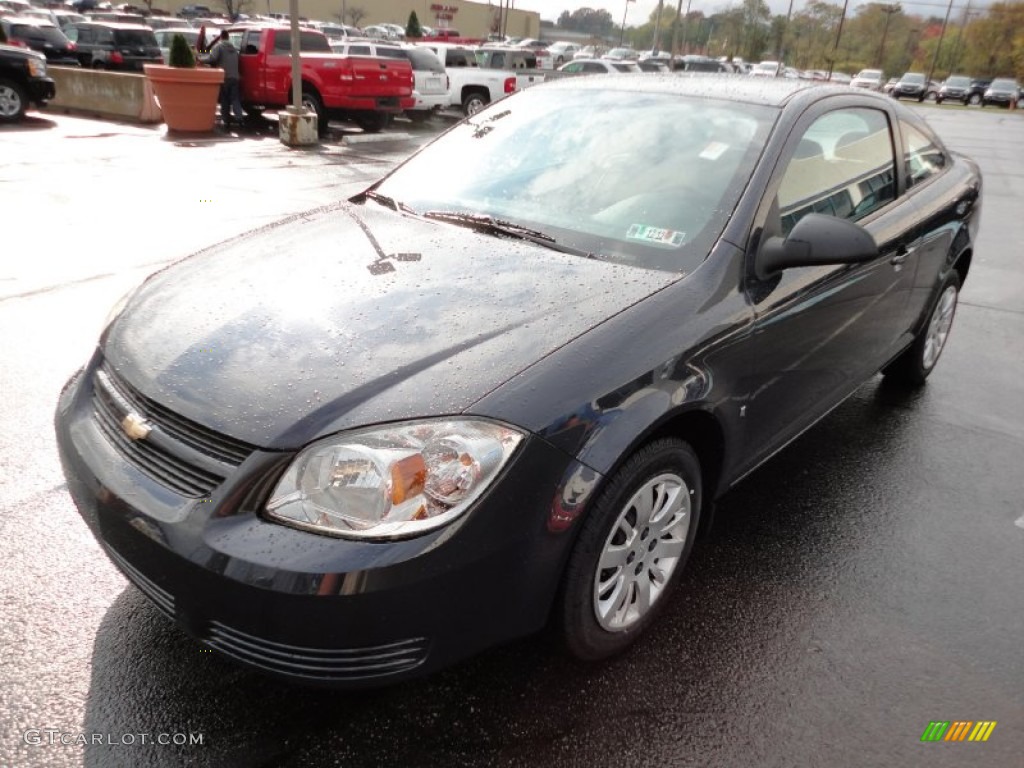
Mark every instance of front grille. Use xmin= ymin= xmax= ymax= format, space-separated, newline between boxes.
xmin=91 ymin=362 xmax=255 ymax=497
xmin=105 ymin=545 xmax=176 ymax=619
xmin=205 ymin=622 xmax=430 ymax=681
xmin=99 ymin=363 xmax=252 ymax=464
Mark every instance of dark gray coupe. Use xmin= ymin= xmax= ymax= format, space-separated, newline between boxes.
xmin=56 ymin=76 xmax=982 ymax=686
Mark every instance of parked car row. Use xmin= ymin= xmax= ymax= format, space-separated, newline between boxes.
xmin=852 ymin=68 xmax=1020 ymax=107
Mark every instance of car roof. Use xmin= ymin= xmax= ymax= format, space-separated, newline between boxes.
xmin=541 ymin=72 xmax=834 ymax=107
xmin=4 ymin=15 xmax=58 ymax=27
xmin=75 ymin=21 xmax=153 ymax=29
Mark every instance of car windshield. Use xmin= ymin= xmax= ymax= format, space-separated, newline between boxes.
xmin=857 ymin=69 xmax=881 ymax=79
xmin=990 ymin=79 xmax=1017 ymax=89
xmin=372 ymin=86 xmax=776 ymax=273
xmin=902 ymin=73 xmax=925 ymax=83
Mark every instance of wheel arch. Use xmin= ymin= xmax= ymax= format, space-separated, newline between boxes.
xmin=570 ymin=406 xmax=728 ymax=544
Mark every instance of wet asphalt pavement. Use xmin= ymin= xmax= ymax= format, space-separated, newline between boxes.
xmin=1 ymin=105 xmax=1022 ymax=768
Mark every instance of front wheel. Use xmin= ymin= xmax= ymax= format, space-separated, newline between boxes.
xmin=968 ymin=93 xmax=981 ymax=105
xmin=0 ymin=78 xmax=27 ymax=123
xmin=883 ymin=272 xmax=961 ymax=386
xmin=558 ymin=438 xmax=702 ymax=661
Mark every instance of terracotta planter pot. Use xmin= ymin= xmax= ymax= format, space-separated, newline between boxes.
xmin=144 ymin=64 xmax=225 ymax=133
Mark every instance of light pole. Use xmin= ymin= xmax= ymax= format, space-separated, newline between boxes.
xmin=619 ymin=0 xmax=630 ymax=46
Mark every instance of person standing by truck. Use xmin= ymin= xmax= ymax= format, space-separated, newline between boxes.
xmin=203 ymin=30 xmax=244 ymax=128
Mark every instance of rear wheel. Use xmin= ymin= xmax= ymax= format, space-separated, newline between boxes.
xmin=558 ymin=439 xmax=702 ymax=661
xmin=0 ymin=78 xmax=27 ymax=123
xmin=300 ymin=89 xmax=327 ymax=137
xmin=883 ymin=272 xmax=961 ymax=386
xmin=968 ymin=93 xmax=981 ymax=105
xmin=462 ymin=89 xmax=489 ymax=116
xmin=353 ymin=111 xmax=386 ymax=133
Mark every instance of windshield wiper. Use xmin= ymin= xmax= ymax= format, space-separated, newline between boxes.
xmin=421 ymin=211 xmax=596 ymax=258
xmin=361 ymin=190 xmax=416 ymax=214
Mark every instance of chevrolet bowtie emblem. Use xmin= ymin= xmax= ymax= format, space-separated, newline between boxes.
xmin=121 ymin=412 xmax=152 ymax=441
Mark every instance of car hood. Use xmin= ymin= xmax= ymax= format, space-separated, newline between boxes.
xmin=103 ymin=201 xmax=677 ymax=449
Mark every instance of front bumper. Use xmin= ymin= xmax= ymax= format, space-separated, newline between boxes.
xmin=27 ymin=77 xmax=56 ymax=106
xmin=55 ymin=357 xmax=592 ymax=687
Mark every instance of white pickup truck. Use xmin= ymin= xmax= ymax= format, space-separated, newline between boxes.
xmin=419 ymin=43 xmax=546 ymax=115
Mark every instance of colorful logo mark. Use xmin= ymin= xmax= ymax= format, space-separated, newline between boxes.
xmin=921 ymin=721 xmax=997 ymax=742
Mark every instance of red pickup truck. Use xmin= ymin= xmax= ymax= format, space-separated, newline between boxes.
xmin=232 ymin=25 xmax=414 ymax=134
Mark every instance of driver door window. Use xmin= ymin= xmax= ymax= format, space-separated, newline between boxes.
xmin=778 ymin=108 xmax=896 ymax=235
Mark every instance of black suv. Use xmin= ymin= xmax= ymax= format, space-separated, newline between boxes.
xmin=0 ymin=18 xmax=79 ymax=66
xmin=891 ymin=72 xmax=927 ymax=101
xmin=936 ymin=74 xmax=971 ymax=104
xmin=65 ymin=21 xmax=161 ymax=71
xmin=0 ymin=43 xmax=56 ymax=123
xmin=964 ymin=78 xmax=992 ymax=106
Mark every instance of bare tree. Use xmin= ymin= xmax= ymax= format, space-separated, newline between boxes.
xmin=220 ymin=0 xmax=251 ymax=21
xmin=346 ymin=6 xmax=366 ymax=26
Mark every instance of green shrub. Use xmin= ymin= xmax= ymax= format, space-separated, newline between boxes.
xmin=168 ymin=33 xmax=196 ymax=68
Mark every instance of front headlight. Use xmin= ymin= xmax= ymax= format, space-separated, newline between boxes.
xmin=266 ymin=418 xmax=525 ymax=540
xmin=26 ymin=57 xmax=47 ymax=78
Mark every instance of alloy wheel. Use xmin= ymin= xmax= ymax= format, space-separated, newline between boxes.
xmin=0 ymin=84 xmax=23 ymax=119
xmin=593 ymin=472 xmax=691 ymax=631
xmin=922 ymin=284 xmax=957 ymax=370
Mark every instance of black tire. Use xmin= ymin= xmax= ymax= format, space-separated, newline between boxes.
xmin=462 ymin=89 xmax=489 ymax=116
xmin=92 ymin=60 xmax=105 ymax=70
xmin=968 ymin=93 xmax=981 ymax=105
xmin=883 ymin=271 xmax=961 ymax=386
xmin=0 ymin=78 xmax=28 ymax=124
xmin=353 ymin=111 xmax=386 ymax=133
xmin=935 ymin=97 xmax=943 ymax=104
xmin=300 ymin=88 xmax=328 ymax=137
xmin=558 ymin=438 xmax=702 ymax=661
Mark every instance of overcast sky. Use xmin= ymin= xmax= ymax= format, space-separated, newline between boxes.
xmin=510 ymin=0 xmax=983 ymax=24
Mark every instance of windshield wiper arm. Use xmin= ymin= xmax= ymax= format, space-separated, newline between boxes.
xmin=360 ymin=190 xmax=417 ymax=214
xmin=421 ymin=211 xmax=596 ymax=258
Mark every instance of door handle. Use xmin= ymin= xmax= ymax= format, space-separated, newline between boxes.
xmin=890 ymin=245 xmax=915 ymax=266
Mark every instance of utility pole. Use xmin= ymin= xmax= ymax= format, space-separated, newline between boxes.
xmin=950 ymin=0 xmax=974 ymax=74
xmin=827 ymin=0 xmax=850 ymax=80
xmin=926 ymin=0 xmax=955 ymax=84
xmin=669 ymin=0 xmax=690 ymax=68
xmin=775 ymin=0 xmax=795 ymax=69
xmin=652 ymin=0 xmax=664 ymax=52
xmin=619 ymin=0 xmax=630 ymax=46
xmin=876 ymin=3 xmax=900 ymax=70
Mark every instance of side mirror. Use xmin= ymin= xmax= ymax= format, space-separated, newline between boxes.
xmin=755 ymin=213 xmax=879 ymax=280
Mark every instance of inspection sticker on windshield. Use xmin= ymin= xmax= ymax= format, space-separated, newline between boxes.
xmin=700 ymin=141 xmax=729 ymax=160
xmin=626 ymin=224 xmax=685 ymax=247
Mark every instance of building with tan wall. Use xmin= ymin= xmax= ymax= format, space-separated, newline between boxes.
xmin=166 ymin=1 xmax=540 ymax=40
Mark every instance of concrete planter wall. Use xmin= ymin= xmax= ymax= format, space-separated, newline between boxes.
xmin=48 ymin=66 xmax=163 ymax=124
